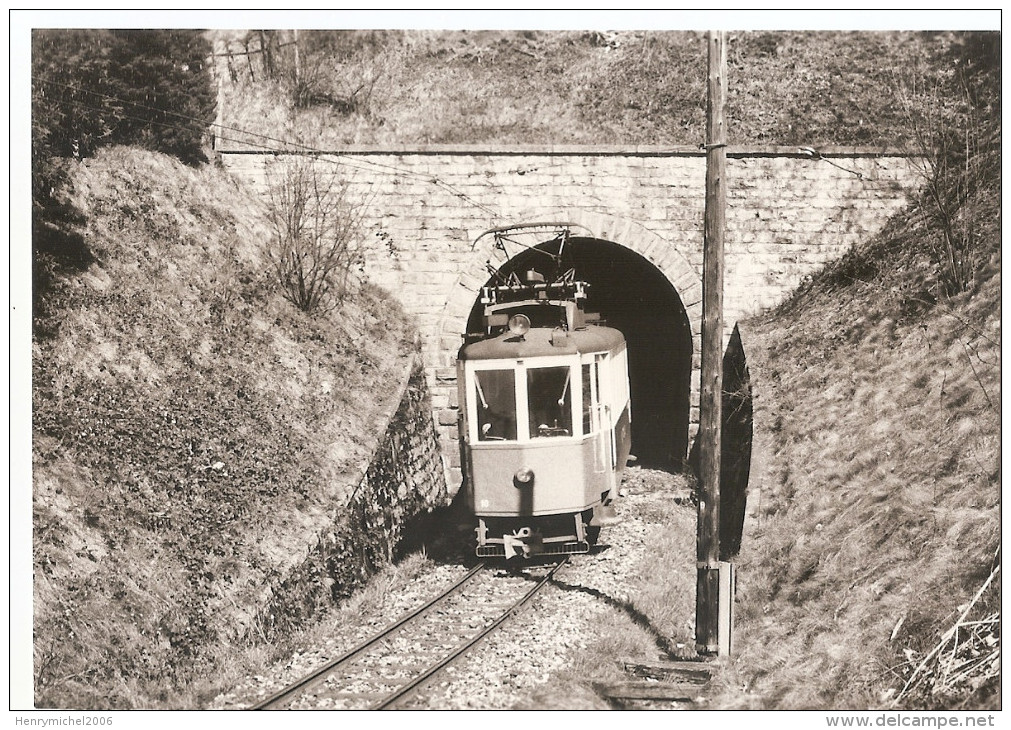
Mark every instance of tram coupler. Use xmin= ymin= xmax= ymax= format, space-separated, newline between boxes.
xmin=502 ymin=527 xmax=543 ymax=559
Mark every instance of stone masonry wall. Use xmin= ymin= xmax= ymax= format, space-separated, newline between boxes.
xmin=252 ymin=357 xmax=447 ymax=641
xmin=221 ymin=145 xmax=922 ymax=490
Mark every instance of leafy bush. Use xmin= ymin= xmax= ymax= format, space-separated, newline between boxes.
xmin=107 ymin=30 xmax=217 ymax=163
xmin=32 ymin=30 xmax=218 ymax=328
xmin=31 ymin=29 xmax=215 ymax=203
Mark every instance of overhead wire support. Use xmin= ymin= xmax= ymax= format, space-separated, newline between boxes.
xmin=472 ymin=221 xmax=591 ymax=248
xmin=798 ymin=146 xmax=864 ymax=179
xmin=696 ymin=28 xmax=732 ymax=658
xmin=492 ymin=234 xmax=561 ymax=264
xmin=31 ymin=91 xmax=301 ymax=159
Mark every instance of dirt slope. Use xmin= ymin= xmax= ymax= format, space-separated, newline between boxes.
xmin=32 ymin=147 xmax=416 ymax=708
xmin=216 ymin=29 xmax=955 ymax=149
xmin=713 ymin=157 xmax=1000 ymax=709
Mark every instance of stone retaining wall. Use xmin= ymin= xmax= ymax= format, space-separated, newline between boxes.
xmin=252 ymin=357 xmax=448 ymax=640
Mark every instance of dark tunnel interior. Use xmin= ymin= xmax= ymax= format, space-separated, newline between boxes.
xmin=466 ymin=236 xmax=693 ymax=469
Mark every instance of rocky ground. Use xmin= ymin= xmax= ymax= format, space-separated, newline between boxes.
xmin=212 ymin=466 xmax=696 ymax=711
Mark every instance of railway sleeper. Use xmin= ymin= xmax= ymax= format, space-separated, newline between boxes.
xmin=593 ymin=680 xmax=704 ymax=703
xmin=621 ymin=659 xmax=713 ymax=685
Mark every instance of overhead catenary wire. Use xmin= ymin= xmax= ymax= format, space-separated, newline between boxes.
xmin=32 ymin=91 xmax=300 ymax=158
xmin=33 ymin=76 xmax=503 ymax=218
xmin=36 ymin=76 xmax=312 ymax=154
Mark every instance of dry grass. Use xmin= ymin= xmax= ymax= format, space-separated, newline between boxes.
xmin=708 ymin=154 xmax=1000 ymax=709
xmin=213 ymin=29 xmax=961 ymax=150
xmin=31 ymin=27 xmax=999 ymax=712
xmin=511 ymin=114 xmax=1000 ymax=712
xmin=32 ymin=147 xmax=416 ymax=708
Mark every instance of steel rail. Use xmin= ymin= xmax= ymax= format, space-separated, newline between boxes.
xmin=253 ymin=562 xmax=486 ymax=710
xmin=371 ymin=556 xmax=569 ymax=710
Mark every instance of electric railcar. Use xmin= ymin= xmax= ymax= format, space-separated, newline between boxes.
xmin=457 ymin=274 xmax=632 ymax=558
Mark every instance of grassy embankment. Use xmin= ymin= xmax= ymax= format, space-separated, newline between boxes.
xmin=537 ymin=133 xmax=1000 ymax=711
xmin=215 ymin=29 xmax=938 ymax=149
xmin=710 ymin=138 xmax=1001 ymax=709
xmin=32 ymin=147 xmax=416 ymax=708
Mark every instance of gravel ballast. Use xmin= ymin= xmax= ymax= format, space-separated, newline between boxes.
xmin=212 ymin=466 xmax=696 ymax=710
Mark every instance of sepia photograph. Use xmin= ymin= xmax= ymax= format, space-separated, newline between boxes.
xmin=13 ymin=9 xmax=1001 ymax=721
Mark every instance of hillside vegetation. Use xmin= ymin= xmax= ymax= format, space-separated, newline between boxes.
xmin=32 ymin=148 xmax=416 ymax=708
xmin=216 ymin=29 xmax=961 ymax=149
xmin=712 ymin=125 xmax=1000 ymax=708
xmin=212 ymin=28 xmax=1000 ymax=710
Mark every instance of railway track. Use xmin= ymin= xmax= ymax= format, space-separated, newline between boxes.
xmin=252 ymin=557 xmax=569 ymax=710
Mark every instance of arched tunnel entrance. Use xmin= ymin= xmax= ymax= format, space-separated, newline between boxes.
xmin=465 ymin=236 xmax=693 ymax=469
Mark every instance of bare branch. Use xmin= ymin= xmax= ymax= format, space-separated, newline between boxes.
xmin=264 ymin=156 xmax=370 ymax=314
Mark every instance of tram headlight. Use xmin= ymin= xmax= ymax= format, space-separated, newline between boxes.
xmin=507 ymin=314 xmax=531 ymax=337
xmin=514 ymin=466 xmax=535 ymax=485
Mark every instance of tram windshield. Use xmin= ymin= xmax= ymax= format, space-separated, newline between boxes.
xmin=527 ymin=366 xmax=573 ymax=438
xmin=474 ymin=369 xmax=517 ymax=441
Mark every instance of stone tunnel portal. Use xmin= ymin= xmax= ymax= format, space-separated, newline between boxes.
xmin=465 ymin=237 xmax=693 ymax=469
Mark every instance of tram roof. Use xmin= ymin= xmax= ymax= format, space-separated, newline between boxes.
xmin=458 ymin=325 xmax=625 ymax=361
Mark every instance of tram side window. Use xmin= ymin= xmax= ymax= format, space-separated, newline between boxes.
xmin=582 ymin=363 xmax=593 ymax=435
xmin=595 ymin=353 xmax=608 ymax=408
xmin=612 ymin=348 xmax=627 ymax=408
xmin=474 ymin=369 xmax=517 ymax=441
xmin=528 ymin=366 xmax=573 ymax=438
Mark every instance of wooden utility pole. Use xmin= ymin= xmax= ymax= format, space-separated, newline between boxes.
xmin=696 ymin=29 xmax=729 ymax=656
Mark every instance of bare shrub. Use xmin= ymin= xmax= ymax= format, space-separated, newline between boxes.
xmin=280 ymin=31 xmax=391 ymax=116
xmin=264 ymin=155 xmax=368 ymax=314
xmin=291 ymin=54 xmax=384 ymax=115
xmin=896 ymin=35 xmax=1000 ymax=297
